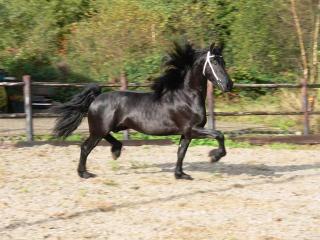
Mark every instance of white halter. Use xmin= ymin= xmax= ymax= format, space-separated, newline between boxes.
xmin=202 ymin=51 xmax=220 ymax=80
xmin=202 ymin=51 xmax=224 ymax=89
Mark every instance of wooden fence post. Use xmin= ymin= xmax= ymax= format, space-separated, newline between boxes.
xmin=301 ymin=81 xmax=310 ymax=135
xmin=207 ymin=81 xmax=215 ymax=130
xmin=23 ymin=75 xmax=33 ymax=141
xmin=120 ymin=72 xmax=130 ymax=140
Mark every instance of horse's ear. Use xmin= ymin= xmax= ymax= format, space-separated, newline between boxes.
xmin=218 ymin=42 xmax=224 ymax=53
xmin=209 ymin=42 xmax=215 ymax=53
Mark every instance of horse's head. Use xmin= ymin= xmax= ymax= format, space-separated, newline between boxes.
xmin=202 ymin=43 xmax=233 ymax=92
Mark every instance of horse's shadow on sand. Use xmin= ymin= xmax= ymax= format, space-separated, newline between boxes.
xmin=150 ymin=161 xmax=320 ymax=178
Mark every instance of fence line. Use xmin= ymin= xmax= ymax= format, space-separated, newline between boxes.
xmin=2 ymin=81 xmax=320 ymax=88
xmin=234 ymin=83 xmax=320 ymax=88
xmin=2 ymin=111 xmax=320 ymax=119
xmin=1 ymin=76 xmax=320 ymax=141
xmin=214 ymin=111 xmax=320 ymax=116
xmin=0 ymin=82 xmax=24 ymax=86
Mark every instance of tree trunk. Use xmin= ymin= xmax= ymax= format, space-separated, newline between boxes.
xmin=309 ymin=0 xmax=320 ymax=111
xmin=290 ymin=0 xmax=310 ymax=135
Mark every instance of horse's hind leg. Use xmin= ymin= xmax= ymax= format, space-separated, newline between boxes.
xmin=78 ymin=135 xmax=101 ymax=179
xmin=104 ymin=134 xmax=122 ymax=160
xmin=175 ymin=135 xmax=192 ymax=180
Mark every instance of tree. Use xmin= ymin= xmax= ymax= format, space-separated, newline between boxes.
xmin=227 ymin=0 xmax=300 ymax=80
xmin=65 ymin=0 xmax=166 ymax=81
xmin=289 ymin=0 xmax=320 ymax=134
xmin=0 ymin=0 xmax=93 ymax=79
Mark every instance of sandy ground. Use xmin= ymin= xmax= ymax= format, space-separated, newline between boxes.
xmin=0 ymin=144 xmax=320 ymax=240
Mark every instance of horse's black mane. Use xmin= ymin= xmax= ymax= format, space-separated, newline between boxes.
xmin=151 ymin=42 xmax=202 ymax=98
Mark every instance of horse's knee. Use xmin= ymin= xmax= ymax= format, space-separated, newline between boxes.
xmin=215 ymin=131 xmax=224 ymax=141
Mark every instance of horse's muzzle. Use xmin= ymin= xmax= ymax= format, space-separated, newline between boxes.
xmin=225 ymin=81 xmax=233 ymax=92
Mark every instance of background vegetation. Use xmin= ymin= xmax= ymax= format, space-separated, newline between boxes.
xmin=0 ymin=0 xmax=318 ymax=84
xmin=0 ymin=0 xmax=319 ymax=132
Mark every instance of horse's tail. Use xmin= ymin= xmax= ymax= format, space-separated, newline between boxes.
xmin=51 ymin=83 xmax=101 ymax=138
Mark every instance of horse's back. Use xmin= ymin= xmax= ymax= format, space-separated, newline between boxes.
xmin=91 ymin=91 xmax=153 ymax=110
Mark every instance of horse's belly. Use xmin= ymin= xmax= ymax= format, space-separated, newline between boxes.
xmin=120 ymin=117 xmax=179 ymax=135
xmin=137 ymin=125 xmax=179 ymax=136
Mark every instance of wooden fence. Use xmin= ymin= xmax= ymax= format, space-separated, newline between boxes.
xmin=1 ymin=75 xmax=320 ymax=142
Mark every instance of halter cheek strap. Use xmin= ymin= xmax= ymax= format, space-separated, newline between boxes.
xmin=203 ymin=51 xmax=219 ymax=81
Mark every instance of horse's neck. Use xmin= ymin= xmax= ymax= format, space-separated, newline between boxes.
xmin=184 ymin=67 xmax=208 ymax=100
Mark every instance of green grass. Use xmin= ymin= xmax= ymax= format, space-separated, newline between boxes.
xmin=111 ymin=132 xmax=254 ymax=148
xmin=95 ymin=132 xmax=311 ymax=150
xmin=3 ymin=131 xmax=314 ymax=150
xmin=214 ymin=92 xmax=301 ymax=131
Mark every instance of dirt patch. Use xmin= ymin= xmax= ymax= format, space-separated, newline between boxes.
xmin=0 ymin=144 xmax=319 ymax=239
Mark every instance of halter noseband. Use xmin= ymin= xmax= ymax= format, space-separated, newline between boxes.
xmin=202 ymin=51 xmax=221 ymax=82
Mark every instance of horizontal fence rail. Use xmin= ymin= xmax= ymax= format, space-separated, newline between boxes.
xmin=234 ymin=83 xmax=320 ymax=88
xmin=32 ymin=82 xmax=151 ymax=88
xmin=0 ymin=82 xmax=24 ymax=86
xmin=214 ymin=111 xmax=320 ymax=116
xmin=2 ymin=111 xmax=320 ymax=119
xmin=2 ymin=81 xmax=320 ymax=88
xmin=1 ymin=76 xmax=320 ymax=141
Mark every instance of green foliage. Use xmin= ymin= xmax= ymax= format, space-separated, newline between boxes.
xmin=227 ymin=0 xmax=299 ymax=76
xmin=0 ymin=0 xmax=312 ymax=91
xmin=65 ymin=0 xmax=166 ymax=80
xmin=0 ymin=0 xmax=94 ymax=80
xmin=0 ymin=1 xmax=58 ymax=75
xmin=124 ymin=52 xmax=163 ymax=83
xmin=50 ymin=87 xmax=81 ymax=103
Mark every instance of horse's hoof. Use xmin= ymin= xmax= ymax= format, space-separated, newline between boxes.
xmin=209 ymin=149 xmax=226 ymax=162
xmin=210 ymin=154 xmax=222 ymax=162
xmin=111 ymin=146 xmax=122 ymax=160
xmin=175 ymin=172 xmax=193 ymax=180
xmin=111 ymin=149 xmax=121 ymax=160
xmin=78 ymin=171 xmax=96 ymax=179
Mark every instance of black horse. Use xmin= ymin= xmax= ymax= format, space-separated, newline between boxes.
xmin=52 ymin=42 xmax=233 ymax=180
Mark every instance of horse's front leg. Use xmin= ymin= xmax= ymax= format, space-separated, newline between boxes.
xmin=191 ymin=127 xmax=226 ymax=162
xmin=175 ymin=136 xmax=192 ymax=180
